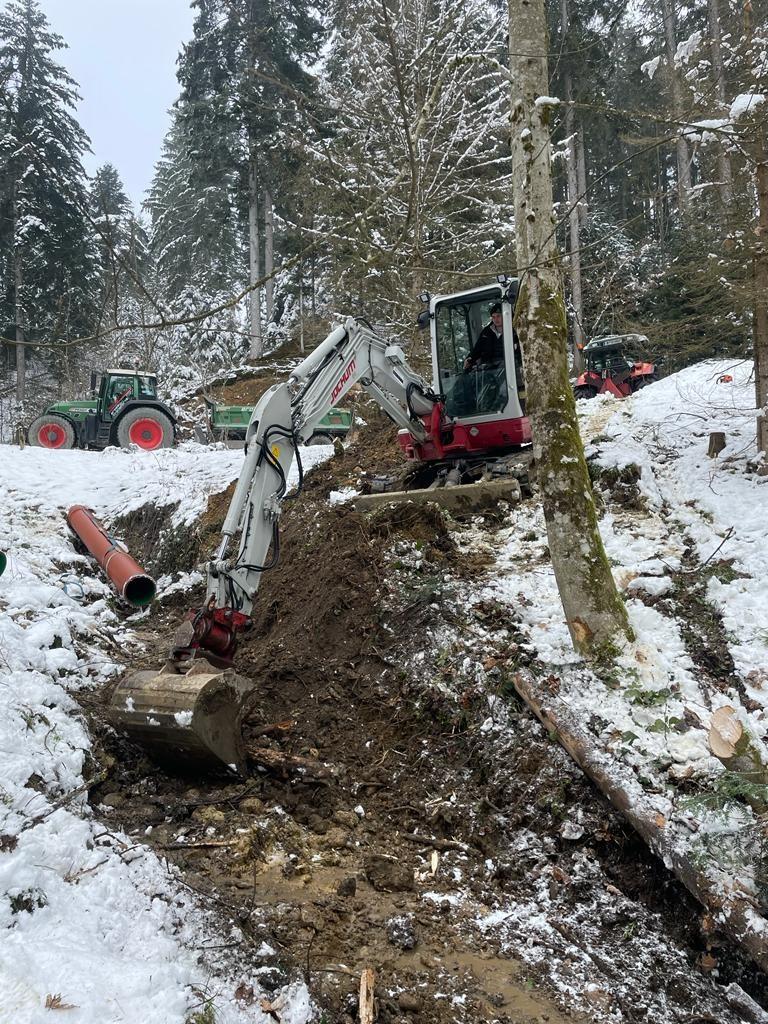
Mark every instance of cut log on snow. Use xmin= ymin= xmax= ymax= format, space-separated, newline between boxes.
xmin=707 ymin=431 xmax=726 ymax=458
xmin=359 ymin=967 xmax=376 ymax=1024
xmin=709 ymin=705 xmax=768 ymax=814
xmin=512 ymin=670 xmax=768 ymax=974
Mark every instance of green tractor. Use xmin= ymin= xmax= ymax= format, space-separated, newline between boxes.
xmin=27 ymin=369 xmax=176 ymax=451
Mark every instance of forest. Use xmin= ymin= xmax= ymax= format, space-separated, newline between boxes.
xmin=1 ymin=0 xmax=766 ymax=427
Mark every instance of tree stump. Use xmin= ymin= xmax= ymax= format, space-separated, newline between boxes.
xmin=709 ymin=705 xmax=768 ymax=814
xmin=708 ymin=431 xmax=726 ymax=458
xmin=758 ymin=416 xmax=768 ymax=476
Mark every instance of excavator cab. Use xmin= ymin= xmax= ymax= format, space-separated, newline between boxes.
xmin=419 ymin=280 xmax=529 ymax=453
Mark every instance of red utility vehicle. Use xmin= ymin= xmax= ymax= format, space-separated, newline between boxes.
xmin=574 ymin=335 xmax=657 ymax=399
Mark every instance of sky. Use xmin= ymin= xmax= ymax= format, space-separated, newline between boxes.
xmin=34 ymin=0 xmax=195 ymax=210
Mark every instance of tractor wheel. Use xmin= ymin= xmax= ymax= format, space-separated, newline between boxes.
xmin=574 ymin=385 xmax=599 ymax=400
xmin=116 ymin=408 xmax=174 ymax=451
xmin=28 ymin=414 xmax=76 ymax=450
xmin=305 ymin=432 xmax=335 ymax=446
xmin=632 ymin=374 xmax=658 ymax=392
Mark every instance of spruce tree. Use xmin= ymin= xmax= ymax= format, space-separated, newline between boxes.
xmin=0 ymin=0 xmax=96 ymax=401
xmin=162 ymin=0 xmax=325 ymax=359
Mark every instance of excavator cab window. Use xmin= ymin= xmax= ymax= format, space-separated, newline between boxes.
xmin=434 ymin=293 xmax=510 ymax=419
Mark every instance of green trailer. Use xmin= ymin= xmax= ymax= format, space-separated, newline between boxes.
xmin=200 ymin=398 xmax=353 ymax=446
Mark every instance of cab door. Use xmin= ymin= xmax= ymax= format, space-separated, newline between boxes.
xmin=102 ymin=374 xmax=136 ymax=422
xmin=430 ymin=286 xmax=525 ymax=423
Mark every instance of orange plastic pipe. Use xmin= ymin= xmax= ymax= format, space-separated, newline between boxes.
xmin=66 ymin=505 xmax=156 ymax=607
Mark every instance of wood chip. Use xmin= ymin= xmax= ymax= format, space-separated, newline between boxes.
xmin=359 ymin=966 xmax=376 ymax=1024
xmin=44 ymin=994 xmax=77 ymax=1010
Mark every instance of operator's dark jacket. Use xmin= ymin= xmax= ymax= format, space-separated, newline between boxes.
xmin=469 ymin=324 xmax=504 ymax=365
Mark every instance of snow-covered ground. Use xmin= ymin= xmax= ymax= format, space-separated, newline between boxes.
xmin=0 ymin=441 xmax=332 ymax=1024
xmin=421 ymin=358 xmax=768 ymax=967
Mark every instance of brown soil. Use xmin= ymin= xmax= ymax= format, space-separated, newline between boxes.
xmin=83 ymin=398 xmax=766 ymax=1024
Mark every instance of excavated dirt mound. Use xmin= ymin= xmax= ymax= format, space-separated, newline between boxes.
xmin=84 ymin=405 xmax=768 ymax=1024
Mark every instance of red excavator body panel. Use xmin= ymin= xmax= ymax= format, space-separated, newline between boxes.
xmin=397 ymin=413 xmax=531 ymax=462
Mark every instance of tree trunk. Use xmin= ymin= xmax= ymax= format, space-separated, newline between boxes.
xmin=576 ymin=125 xmax=589 ymax=229
xmin=248 ymin=148 xmax=263 ymax=361
xmin=12 ymin=180 xmax=25 ymax=403
xmin=754 ymin=131 xmax=768 ymax=463
xmin=661 ymin=0 xmax=692 ymax=211
xmin=265 ymin=187 xmax=274 ymax=324
xmin=513 ymin=669 xmax=768 ymax=975
xmin=310 ymin=214 xmax=317 ymax=318
xmin=299 ymin=272 xmax=305 ymax=354
xmin=508 ymin=0 xmax=632 ymax=658
xmin=707 ymin=0 xmax=734 ymax=209
xmin=561 ymin=0 xmax=585 ymax=373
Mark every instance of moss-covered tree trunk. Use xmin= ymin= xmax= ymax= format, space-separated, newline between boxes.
xmin=507 ymin=0 xmax=632 ymax=658
xmin=754 ymin=131 xmax=768 ymax=464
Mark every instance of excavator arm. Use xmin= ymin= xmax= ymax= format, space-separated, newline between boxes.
xmin=175 ymin=317 xmax=442 ymax=666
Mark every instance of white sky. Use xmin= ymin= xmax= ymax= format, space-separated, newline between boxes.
xmin=34 ymin=0 xmax=195 ymax=210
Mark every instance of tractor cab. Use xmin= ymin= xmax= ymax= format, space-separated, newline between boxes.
xmin=575 ymin=334 xmax=656 ymax=399
xmin=407 ymin=279 xmax=530 ymax=458
xmin=93 ymin=370 xmax=159 ymax=419
xmin=583 ymin=337 xmax=633 ymax=377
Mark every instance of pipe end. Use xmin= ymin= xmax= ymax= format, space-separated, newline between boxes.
xmin=123 ymin=574 xmax=157 ymax=608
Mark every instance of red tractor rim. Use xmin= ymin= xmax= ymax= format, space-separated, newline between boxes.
xmin=37 ymin=423 xmax=68 ymax=448
xmin=128 ymin=417 xmax=164 ymax=450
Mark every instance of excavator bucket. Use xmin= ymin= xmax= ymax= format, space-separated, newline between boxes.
xmin=108 ymin=660 xmax=255 ymax=774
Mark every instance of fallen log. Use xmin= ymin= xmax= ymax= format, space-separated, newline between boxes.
xmin=709 ymin=706 xmax=768 ymax=814
xmin=512 ymin=670 xmax=768 ymax=973
xmin=245 ymin=745 xmax=337 ymax=779
xmin=726 ymin=982 xmax=768 ymax=1024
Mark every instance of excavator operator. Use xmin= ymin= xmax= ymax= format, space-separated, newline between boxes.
xmin=464 ymin=302 xmax=504 ymax=371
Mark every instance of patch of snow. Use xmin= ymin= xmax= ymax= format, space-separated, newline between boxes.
xmin=641 ymin=55 xmax=662 ymax=80
xmin=674 ymin=31 xmax=703 ymax=65
xmin=730 ymin=92 xmax=766 ymax=121
xmin=330 ymin=487 xmax=359 ymax=505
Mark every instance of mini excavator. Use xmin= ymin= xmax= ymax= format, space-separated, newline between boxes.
xmin=109 ymin=279 xmax=531 ymax=770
